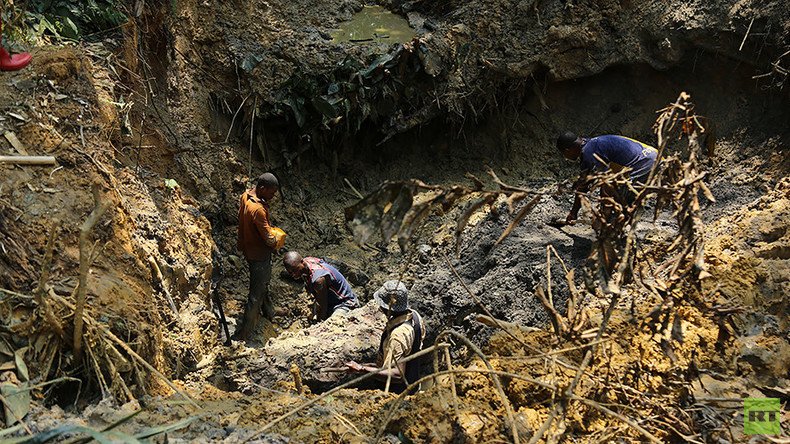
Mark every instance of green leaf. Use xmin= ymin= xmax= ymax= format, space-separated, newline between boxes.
xmin=312 ymin=95 xmax=345 ymax=119
xmin=285 ymin=97 xmax=306 ymax=127
xmin=60 ymin=17 xmax=80 ymax=40
xmin=14 ymin=347 xmax=29 ymax=383
xmin=0 ymin=381 xmax=30 ymax=427
xmin=164 ymin=179 xmax=179 ymax=190
xmin=240 ymin=53 xmax=265 ymax=73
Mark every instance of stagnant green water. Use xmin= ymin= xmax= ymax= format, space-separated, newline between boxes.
xmin=332 ymin=6 xmax=416 ymax=43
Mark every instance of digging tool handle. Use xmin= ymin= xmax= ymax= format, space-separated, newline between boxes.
xmin=212 ymin=287 xmax=231 ymax=346
xmin=211 ymin=247 xmax=232 ymax=345
xmin=0 ymin=155 xmax=57 ymax=165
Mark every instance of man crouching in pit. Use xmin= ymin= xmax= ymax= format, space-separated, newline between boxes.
xmin=345 ymin=280 xmax=426 ymax=393
xmin=282 ymin=251 xmax=359 ymax=321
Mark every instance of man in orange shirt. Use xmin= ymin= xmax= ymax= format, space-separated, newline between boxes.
xmin=234 ymin=172 xmax=283 ymax=341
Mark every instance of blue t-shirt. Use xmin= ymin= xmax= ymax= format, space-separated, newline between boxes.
xmin=581 ymin=135 xmax=657 ymax=181
xmin=304 ymin=257 xmax=359 ymax=317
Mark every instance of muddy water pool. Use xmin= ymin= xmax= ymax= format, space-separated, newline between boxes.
xmin=332 ymin=6 xmax=416 ymax=43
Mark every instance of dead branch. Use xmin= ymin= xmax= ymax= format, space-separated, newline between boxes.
xmin=572 ymin=395 xmax=662 ymax=444
xmin=52 ymin=294 xmax=199 ymax=408
xmin=443 ymin=347 xmax=460 ymax=419
xmin=473 ymin=314 xmax=542 ymax=333
xmin=535 ymin=286 xmax=565 ymax=338
xmin=224 ymin=94 xmax=249 ymax=143
xmin=494 ymin=195 xmax=541 ymax=245
xmin=73 ymin=188 xmax=109 ymax=359
xmin=148 ymin=256 xmax=180 ymax=320
xmin=442 ymin=251 xmax=544 ymax=356
xmin=375 ymin=368 xmax=559 ymax=443
xmin=441 ymin=329 xmax=520 ymax=444
xmin=34 ymin=222 xmax=64 ymax=338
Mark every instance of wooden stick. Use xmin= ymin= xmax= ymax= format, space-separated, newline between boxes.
xmin=739 ymin=17 xmax=755 ymax=51
xmin=224 ymin=95 xmax=249 ymax=143
xmin=375 ymin=368 xmax=558 ymax=442
xmin=35 ymin=222 xmax=65 ymax=338
xmin=572 ymin=395 xmax=662 ymax=444
xmin=442 ymin=251 xmax=543 ymax=355
xmin=0 ymin=155 xmax=57 ymax=165
xmin=148 ymin=256 xmax=180 ymax=320
xmin=442 ymin=329 xmax=521 ymax=444
xmin=473 ymin=314 xmax=542 ymax=333
xmin=74 ymin=189 xmax=109 ymax=358
xmin=444 ymin=347 xmax=460 ymax=418
xmin=343 ymin=178 xmax=364 ymax=199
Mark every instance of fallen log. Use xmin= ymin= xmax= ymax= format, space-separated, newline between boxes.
xmin=0 ymin=156 xmax=57 ymax=165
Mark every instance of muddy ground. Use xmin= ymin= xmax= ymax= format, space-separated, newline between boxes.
xmin=0 ymin=0 xmax=788 ymax=442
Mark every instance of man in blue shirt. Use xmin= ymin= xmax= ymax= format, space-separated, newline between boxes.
xmin=557 ymin=131 xmax=658 ymax=224
xmin=283 ymin=251 xmax=360 ymax=321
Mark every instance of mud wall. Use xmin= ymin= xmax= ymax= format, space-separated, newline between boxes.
xmin=137 ymin=0 xmax=788 ymax=169
xmin=105 ymin=0 xmax=788 ymax=345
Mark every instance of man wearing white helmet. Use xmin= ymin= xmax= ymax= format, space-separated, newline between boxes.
xmin=345 ymin=280 xmax=426 ymax=392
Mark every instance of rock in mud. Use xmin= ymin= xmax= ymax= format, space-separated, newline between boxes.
xmin=243 ymin=301 xmax=385 ymax=392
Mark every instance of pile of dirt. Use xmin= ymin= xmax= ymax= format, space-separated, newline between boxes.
xmin=0 ymin=46 xmax=217 ymax=404
xmin=225 ymin=301 xmax=386 ymax=393
xmin=704 ymin=178 xmax=790 ymax=383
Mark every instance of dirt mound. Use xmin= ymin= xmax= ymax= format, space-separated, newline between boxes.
xmin=704 ymin=178 xmax=790 ymax=382
xmin=0 ymin=46 xmax=216 ymax=401
xmin=236 ymin=301 xmax=386 ymax=393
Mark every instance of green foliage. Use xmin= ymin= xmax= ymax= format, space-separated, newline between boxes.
xmin=14 ymin=0 xmax=127 ymax=42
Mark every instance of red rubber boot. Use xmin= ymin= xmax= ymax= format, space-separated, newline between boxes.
xmin=0 ymin=17 xmax=31 ymax=71
xmin=0 ymin=47 xmax=32 ymax=71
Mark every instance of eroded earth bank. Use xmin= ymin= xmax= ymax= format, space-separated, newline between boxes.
xmin=0 ymin=0 xmax=788 ymax=442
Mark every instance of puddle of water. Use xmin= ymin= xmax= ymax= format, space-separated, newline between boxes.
xmin=332 ymin=5 xmax=416 ymax=44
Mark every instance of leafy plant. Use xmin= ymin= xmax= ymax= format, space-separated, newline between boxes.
xmin=12 ymin=0 xmax=127 ymax=41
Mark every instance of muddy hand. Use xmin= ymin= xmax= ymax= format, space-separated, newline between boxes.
xmin=345 ymin=361 xmax=364 ymax=372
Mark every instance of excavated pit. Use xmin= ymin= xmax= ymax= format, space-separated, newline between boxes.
xmin=197 ymin=51 xmax=788 ymax=397
xmin=0 ymin=0 xmax=788 ymax=440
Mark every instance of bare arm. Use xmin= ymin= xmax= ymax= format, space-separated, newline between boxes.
xmin=345 ymin=328 xmax=411 ymax=380
xmin=567 ymin=173 xmax=591 ymax=223
xmin=345 ymin=361 xmax=405 ymax=379
xmin=312 ymin=276 xmax=329 ymax=321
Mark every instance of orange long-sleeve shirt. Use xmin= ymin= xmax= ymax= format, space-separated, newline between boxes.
xmin=237 ymin=189 xmax=277 ymax=261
